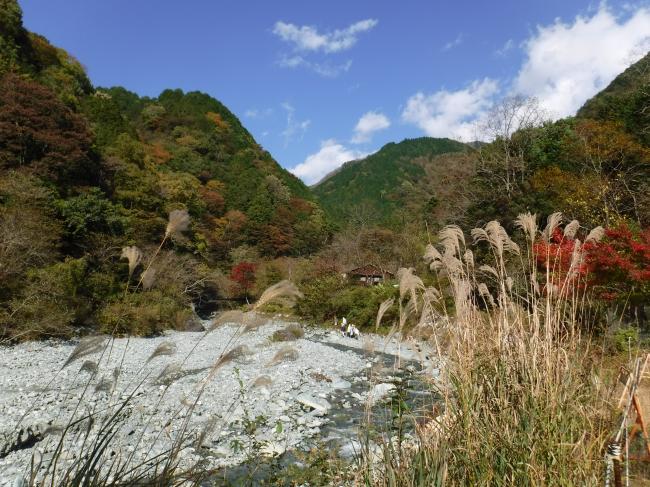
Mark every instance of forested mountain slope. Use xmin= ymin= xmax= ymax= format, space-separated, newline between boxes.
xmin=0 ymin=0 xmax=330 ymax=340
xmin=313 ymin=137 xmax=471 ymax=227
xmin=577 ymin=51 xmax=650 ymax=145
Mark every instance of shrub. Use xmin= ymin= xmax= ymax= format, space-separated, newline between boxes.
xmin=3 ymin=258 xmax=90 ymax=340
xmin=97 ymin=291 xmax=185 ymax=336
xmin=336 ymin=284 xmax=398 ymax=330
xmin=271 ymin=323 xmax=304 ymax=342
xmin=57 ymin=188 xmax=126 ymax=237
xmin=0 ymin=171 xmax=62 ymax=287
xmin=230 ymin=261 xmax=257 ymax=298
xmin=294 ymin=273 xmax=346 ymax=323
xmin=611 ymin=325 xmax=639 ymax=353
xmin=295 ymin=273 xmax=398 ymax=329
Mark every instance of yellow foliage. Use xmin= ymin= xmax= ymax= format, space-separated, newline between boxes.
xmin=205 ymin=111 xmax=229 ymax=131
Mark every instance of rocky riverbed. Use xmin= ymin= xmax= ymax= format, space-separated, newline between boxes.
xmin=0 ymin=320 xmax=438 ymax=485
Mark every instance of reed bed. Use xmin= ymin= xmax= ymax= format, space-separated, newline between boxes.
xmin=363 ymin=213 xmax=616 ymax=486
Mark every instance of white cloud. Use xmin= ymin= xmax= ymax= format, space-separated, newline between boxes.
xmin=273 ymin=19 xmax=378 ymax=53
xmin=442 ymin=33 xmax=463 ymax=51
xmin=495 ymin=39 xmax=515 ymax=57
xmin=281 ymin=103 xmax=310 ymax=147
xmin=402 ymin=5 xmax=650 ymax=141
xmin=278 ymin=55 xmax=352 ymax=78
xmin=351 ymin=111 xmax=391 ymax=143
xmin=514 ymin=5 xmax=650 ymax=118
xmin=290 ymin=139 xmax=367 ymax=185
xmin=245 ymin=108 xmax=272 ymax=119
xmin=401 ymin=78 xmax=499 ymax=141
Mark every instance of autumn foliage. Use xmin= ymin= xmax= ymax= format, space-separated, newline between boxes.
xmin=585 ymin=225 xmax=650 ymax=302
xmin=0 ymin=73 xmax=95 ymax=183
xmin=533 ymin=224 xmax=650 ymax=304
xmin=230 ymin=261 xmax=257 ymax=297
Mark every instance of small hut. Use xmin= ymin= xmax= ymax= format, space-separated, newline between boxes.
xmin=345 ymin=265 xmax=394 ymax=286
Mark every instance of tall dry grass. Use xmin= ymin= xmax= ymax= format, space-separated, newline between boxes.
xmin=364 ymin=213 xmax=615 ymax=486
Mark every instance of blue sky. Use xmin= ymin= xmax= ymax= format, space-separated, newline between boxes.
xmin=20 ymin=0 xmax=650 ymax=184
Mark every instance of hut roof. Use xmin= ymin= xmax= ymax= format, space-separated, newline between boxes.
xmin=348 ymin=264 xmax=394 ymax=277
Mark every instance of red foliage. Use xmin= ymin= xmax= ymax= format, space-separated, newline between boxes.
xmin=0 ymin=73 xmax=94 ymax=182
xmin=533 ymin=224 xmax=650 ymax=302
xmin=534 ymin=228 xmax=586 ymax=272
xmin=266 ymin=224 xmax=293 ymax=256
xmin=585 ymin=225 xmax=650 ymax=302
xmin=199 ymin=186 xmax=225 ymax=215
xmin=230 ymin=261 xmax=257 ymax=297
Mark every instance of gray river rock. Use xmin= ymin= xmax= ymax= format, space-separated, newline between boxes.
xmin=0 ymin=320 xmax=438 ymax=485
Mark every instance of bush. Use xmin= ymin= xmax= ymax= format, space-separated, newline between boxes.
xmin=97 ymin=291 xmax=186 ymax=336
xmin=57 ymin=188 xmax=127 ymax=237
xmin=336 ymin=283 xmax=398 ymax=330
xmin=294 ymin=273 xmax=346 ymax=323
xmin=295 ymin=273 xmax=398 ymax=329
xmin=611 ymin=325 xmax=639 ymax=352
xmin=271 ymin=323 xmax=304 ymax=342
xmin=0 ymin=171 xmax=62 ymax=287
xmin=3 ymin=258 xmax=90 ymax=340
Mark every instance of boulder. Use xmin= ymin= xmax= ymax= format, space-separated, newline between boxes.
xmin=296 ymin=393 xmax=331 ymax=413
xmin=331 ymin=379 xmax=352 ymax=390
xmin=369 ymin=383 xmax=396 ymax=405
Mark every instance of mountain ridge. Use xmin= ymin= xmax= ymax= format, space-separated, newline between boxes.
xmin=312 ymin=137 xmax=471 ymax=226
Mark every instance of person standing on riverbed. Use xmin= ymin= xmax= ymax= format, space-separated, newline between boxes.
xmin=346 ymin=323 xmax=360 ymax=339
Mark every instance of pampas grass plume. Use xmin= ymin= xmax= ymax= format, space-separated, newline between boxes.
xmin=254 ymin=280 xmax=303 ymax=310
xmin=79 ymin=360 xmax=98 ymax=374
xmin=165 ymin=209 xmax=190 ymax=238
xmin=423 ymin=243 xmax=442 ymax=264
xmin=438 ymin=225 xmax=465 ymax=256
xmin=156 ymin=362 xmax=182 ymax=385
xmin=207 ymin=345 xmax=249 ymax=381
xmin=542 ymin=212 xmax=563 ymax=242
xmin=216 ymin=345 xmax=249 ymax=366
xmin=375 ymin=297 xmax=395 ymax=331
xmin=147 ymin=341 xmax=177 ymax=362
xmin=585 ymin=226 xmax=605 ymax=243
xmin=121 ymin=246 xmax=142 ymax=276
xmin=243 ymin=311 xmax=268 ymax=332
xmin=210 ymin=310 xmax=244 ymax=330
xmin=515 ymin=212 xmax=538 ymax=242
xmin=564 ymin=220 xmax=580 ymax=239
xmin=396 ymin=268 xmax=424 ymax=301
xmin=63 ymin=336 xmax=107 ymax=368
xmin=142 ymin=267 xmax=156 ymax=291
xmin=252 ymin=375 xmax=273 ymax=388
xmin=268 ymin=345 xmax=299 ymax=366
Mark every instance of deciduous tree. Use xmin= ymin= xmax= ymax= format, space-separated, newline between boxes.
xmin=0 ymin=73 xmax=95 ymax=184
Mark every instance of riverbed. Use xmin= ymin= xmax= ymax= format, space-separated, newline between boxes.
xmin=0 ymin=320 xmax=439 ymax=485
